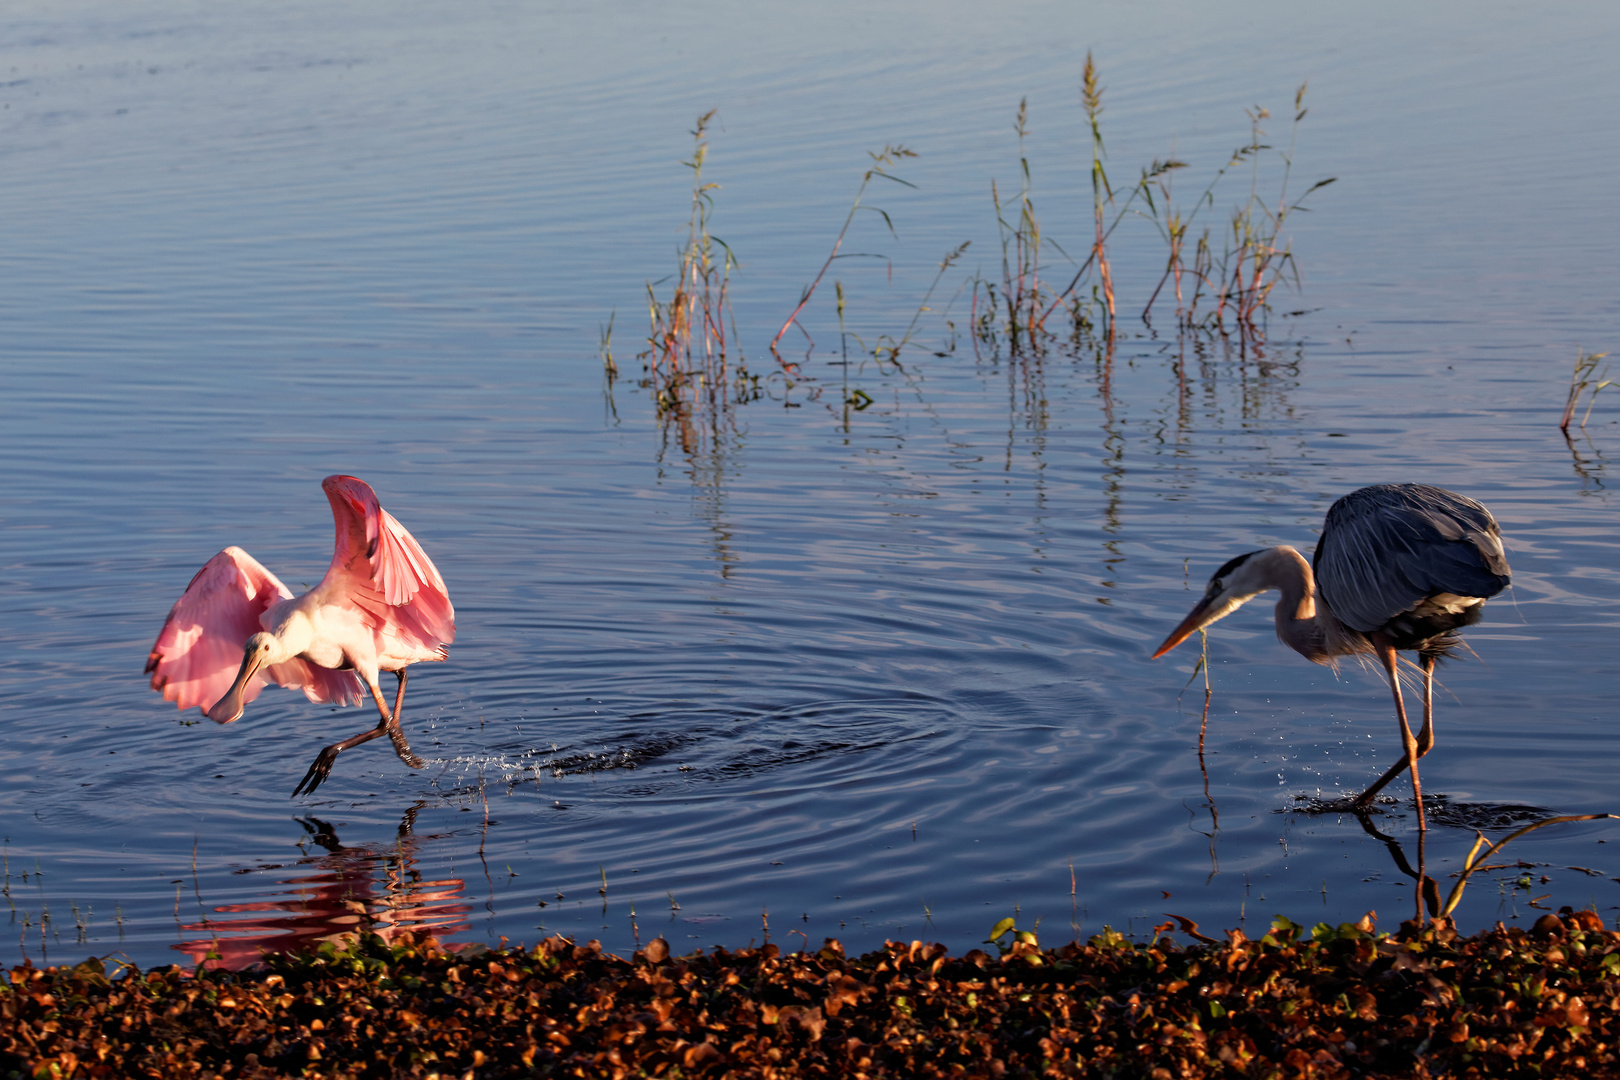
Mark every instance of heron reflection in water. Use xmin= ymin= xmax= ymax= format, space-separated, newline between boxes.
xmin=1153 ymin=484 xmax=1511 ymax=831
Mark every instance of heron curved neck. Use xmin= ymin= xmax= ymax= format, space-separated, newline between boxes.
xmin=1263 ymin=546 xmax=1326 ymax=661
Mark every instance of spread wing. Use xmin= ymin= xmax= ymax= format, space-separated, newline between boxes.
xmin=146 ymin=547 xmax=292 ymax=714
xmin=1313 ymin=484 xmax=1511 ymax=634
xmin=320 ymin=475 xmax=456 ymax=659
xmin=148 ymin=547 xmax=366 ymax=719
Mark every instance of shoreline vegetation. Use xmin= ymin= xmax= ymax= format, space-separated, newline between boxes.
xmin=7 ymin=911 xmax=1620 ymax=1078
xmin=613 ymin=55 xmax=1335 ymax=453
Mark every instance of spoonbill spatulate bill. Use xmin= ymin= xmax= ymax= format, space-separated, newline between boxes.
xmin=147 ymin=475 xmax=456 ymax=796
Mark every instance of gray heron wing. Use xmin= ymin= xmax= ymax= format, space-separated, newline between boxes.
xmin=1312 ymin=484 xmax=1510 ymax=634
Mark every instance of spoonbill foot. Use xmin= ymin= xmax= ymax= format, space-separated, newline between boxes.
xmin=292 ymin=746 xmax=343 ymax=797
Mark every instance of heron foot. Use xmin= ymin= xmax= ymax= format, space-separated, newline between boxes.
xmin=292 ymin=746 xmax=343 ymax=797
xmin=1290 ymin=793 xmax=1396 ymax=817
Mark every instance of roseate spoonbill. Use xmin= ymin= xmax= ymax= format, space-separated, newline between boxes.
xmin=1151 ymin=484 xmax=1510 ymax=831
xmin=146 ymin=475 xmax=456 ymax=796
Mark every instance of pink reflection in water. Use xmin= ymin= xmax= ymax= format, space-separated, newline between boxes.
xmin=176 ymin=816 xmax=471 ymax=969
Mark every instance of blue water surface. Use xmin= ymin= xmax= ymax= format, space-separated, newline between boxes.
xmin=2 ymin=0 xmax=1620 ymax=968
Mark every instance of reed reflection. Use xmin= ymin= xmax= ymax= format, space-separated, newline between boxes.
xmin=176 ymin=813 xmax=470 ymax=970
xmin=1563 ymin=429 xmax=1608 ymax=495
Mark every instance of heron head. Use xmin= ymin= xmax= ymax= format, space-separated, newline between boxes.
xmin=1151 ymin=550 xmax=1270 ymax=659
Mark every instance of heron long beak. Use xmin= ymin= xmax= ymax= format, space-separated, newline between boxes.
xmin=1151 ymin=597 xmax=1217 ymax=660
xmin=207 ymin=650 xmax=265 ymax=724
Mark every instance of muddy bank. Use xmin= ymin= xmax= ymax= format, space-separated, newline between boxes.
xmin=3 ymin=911 xmax=1617 ymax=1078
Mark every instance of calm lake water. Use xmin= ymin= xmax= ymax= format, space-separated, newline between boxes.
xmin=4 ymin=0 xmax=1620 ymax=969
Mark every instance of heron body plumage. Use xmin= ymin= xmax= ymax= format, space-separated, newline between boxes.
xmin=1313 ymin=484 xmax=1509 ymax=657
xmin=1152 ymin=483 xmax=1510 ymax=830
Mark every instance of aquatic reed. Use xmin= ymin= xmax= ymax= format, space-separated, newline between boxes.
xmin=619 ymin=70 xmax=1332 ymax=445
xmin=1561 ymin=347 xmax=1611 ymax=432
xmin=1199 ymin=85 xmax=1336 ymax=334
xmin=975 ymin=98 xmax=1061 ymax=354
xmin=639 ymin=110 xmax=746 ymax=454
xmin=770 ymin=144 xmax=917 ymax=363
xmin=875 ymin=241 xmax=970 ymax=368
xmin=1083 ymin=55 xmax=1115 ymax=331
xmin=975 ymin=89 xmax=1186 ymax=355
xmin=974 ymin=65 xmax=1332 ymax=354
xmin=599 ymin=311 xmax=617 ymax=385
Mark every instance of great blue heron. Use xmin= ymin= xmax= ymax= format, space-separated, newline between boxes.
xmin=1152 ymin=483 xmax=1511 ymax=831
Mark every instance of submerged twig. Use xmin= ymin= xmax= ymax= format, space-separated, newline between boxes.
xmin=1440 ymin=814 xmax=1617 ymax=919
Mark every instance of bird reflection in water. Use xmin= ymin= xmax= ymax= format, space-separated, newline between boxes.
xmin=1354 ymin=813 xmax=1443 ymax=928
xmin=175 ymin=810 xmax=470 ymax=969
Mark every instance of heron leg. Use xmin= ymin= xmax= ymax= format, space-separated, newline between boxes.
xmin=1351 ymin=635 xmax=1428 ymax=830
xmin=1417 ymin=655 xmax=1436 ymax=757
xmin=292 ymin=671 xmax=422 ymax=798
xmin=1353 ymin=654 xmax=1438 ymax=815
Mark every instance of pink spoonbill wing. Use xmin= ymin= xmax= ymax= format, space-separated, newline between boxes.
xmin=319 ymin=475 xmax=456 ymax=660
xmin=146 ymin=547 xmax=364 ymax=720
